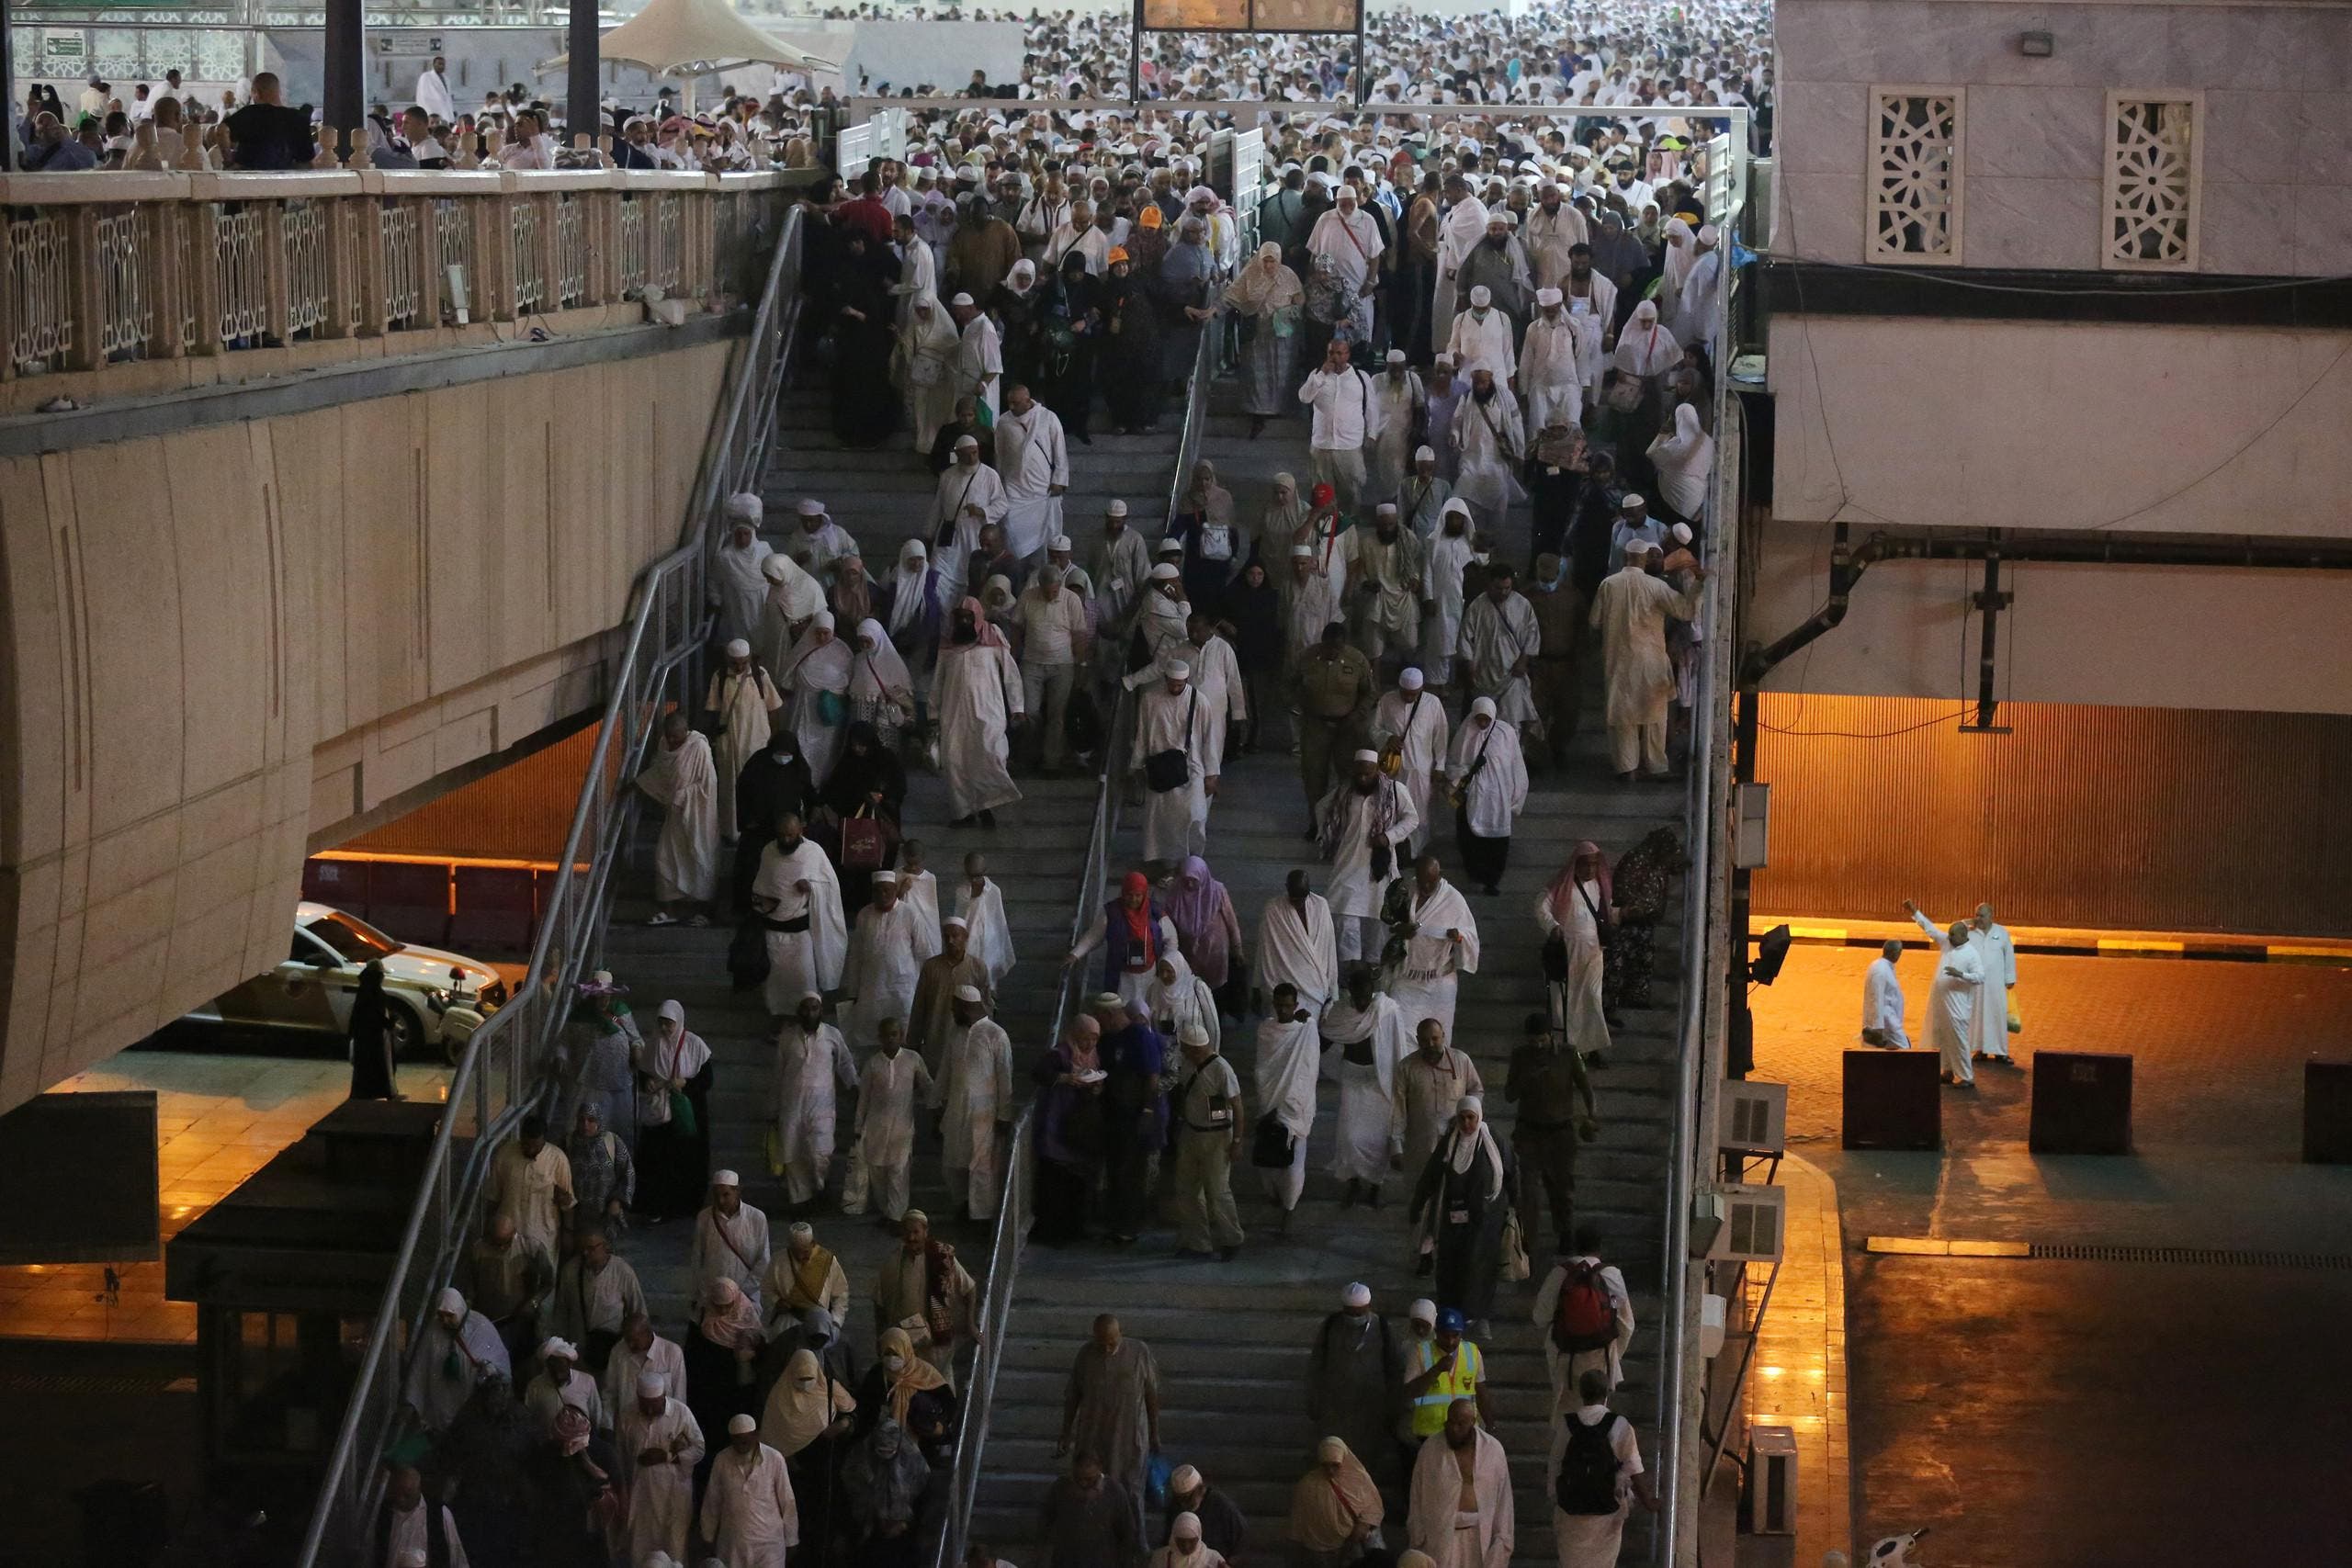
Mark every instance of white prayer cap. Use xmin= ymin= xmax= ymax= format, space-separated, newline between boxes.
xmin=1698 ymin=222 xmax=1720 ymax=243
xmin=1385 ymin=348 xmax=1407 ymax=364
xmin=1170 ymin=1464 xmax=1204 ymax=1492
xmin=594 ymin=969 xmax=614 ymax=987
xmin=1433 ymin=353 xmax=1455 ymax=368
xmin=436 ymin=1286 xmax=466 ymax=1315
xmin=871 ymin=869 xmax=899 ymax=885
xmin=1399 ymin=667 xmax=1425 ymax=692
xmin=1289 ymin=544 xmax=1314 ymax=558
xmin=729 ymin=1414 xmax=759 ymax=1436
xmin=1091 ymin=990 xmax=1125 ymax=1010
xmin=788 ymin=1220 xmax=815 ymax=1238
xmin=797 ymin=497 xmax=825 ymax=517
xmin=1351 ymin=748 xmax=1380 ymax=763
xmin=1159 ymin=654 xmax=1194 ymax=680
xmin=1106 ymin=500 xmax=1129 ymax=517
xmin=724 ymin=637 xmax=752 ymax=659
xmin=1157 ymin=536 xmax=1184 ymax=555
xmin=943 ymin=915 xmax=969 ymax=930
xmin=1414 ymin=445 xmax=1436 ymax=463
xmin=1456 ymin=1093 xmax=1483 ymax=1114
xmin=800 ymin=989 xmax=823 ymax=1004
xmin=1178 ymin=1022 xmax=1211 ymax=1047
xmin=537 ymin=1337 xmax=577 ymax=1360
xmin=725 ymin=491 xmax=763 ymax=523
xmin=1471 ymin=695 xmax=1498 ymax=719
xmin=1469 ymin=286 xmax=1492 ymax=307
xmin=1671 ymin=522 xmax=1694 ymax=544
xmin=636 ymin=1371 xmax=668 ymax=1398
xmin=1536 ymin=286 xmax=1563 ymax=306
xmin=1619 ymin=492 xmax=1647 ymax=510
xmin=1149 ymin=562 xmax=1182 ymax=581
xmin=956 ymin=983 xmax=985 ymax=1003
xmin=712 ymin=1169 xmax=741 ymax=1187
xmin=955 ymin=434 xmax=979 ymax=451
xmin=1050 ymin=534 xmax=1073 ymax=552
xmin=948 ymin=291 xmax=975 ymax=306
xmin=1408 ymin=1297 xmax=1437 ymax=1323
xmin=1442 ymin=498 xmax=1473 ymax=518
xmin=1186 ymin=184 xmax=1216 ymax=204
xmin=1343 ymin=1281 xmax=1373 ymax=1307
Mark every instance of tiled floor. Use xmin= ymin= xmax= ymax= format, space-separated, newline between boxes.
xmin=0 ymin=1047 xmax=451 ymax=1344
xmin=1737 ymin=1155 xmax=1850 ymax=1565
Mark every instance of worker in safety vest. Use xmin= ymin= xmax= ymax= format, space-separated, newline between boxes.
xmin=1401 ymin=1303 xmax=1493 ymax=1437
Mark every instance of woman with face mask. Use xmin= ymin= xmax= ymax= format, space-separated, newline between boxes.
xmin=854 ymin=1325 xmax=958 ymax=1466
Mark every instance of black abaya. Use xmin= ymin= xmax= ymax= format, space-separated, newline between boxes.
xmin=631 ymin=1059 xmax=712 ymax=1219
xmin=1410 ymin=1133 xmax=1512 ymax=1325
xmin=347 ymin=964 xmax=397 ymax=1099
xmin=1101 ymin=270 xmax=1163 ymax=433
xmin=831 ymin=243 xmax=902 ymax=446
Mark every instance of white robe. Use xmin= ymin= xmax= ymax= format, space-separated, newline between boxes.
xmin=403 ymin=1310 xmax=510 ymax=1430
xmin=1187 ymin=634 xmax=1248 ymax=767
xmin=956 ymin=877 xmax=1017 ymax=987
xmin=1537 ymin=881 xmax=1611 ymax=1056
xmin=707 ymin=668 xmax=781 ymax=839
xmin=1146 ymin=955 xmax=1221 ymax=1054
xmin=1419 ymin=533 xmax=1476 ymax=684
xmin=994 ymin=402 xmax=1070 ymax=561
xmin=899 ymin=868 xmax=944 ymax=953
xmin=845 ymin=1047 xmax=933 ymax=1216
xmin=932 ymin=461 xmax=1010 ymax=601
xmin=1863 ymin=956 xmax=1910 ymax=1048
xmin=956 ymin=312 xmax=1004 ymax=417
xmin=1256 ymin=892 xmax=1340 ymax=1014
xmin=1131 ymin=682 xmax=1218 ymax=863
xmin=1521 ymin=204 xmax=1587 ymax=291
xmin=689 ymin=1201 xmax=773 ymax=1315
xmin=616 ymin=1397 xmax=706 ymax=1567
xmin=1445 ymin=309 xmax=1516 ymax=384
xmin=1448 ymin=717 xmax=1528 ymax=840
xmin=1323 ymin=778 xmax=1419 ymax=920
xmin=1432 ymin=194 xmax=1489 ymax=343
xmin=753 ymin=839 xmax=850 ymax=1016
xmin=931 ymin=1016 xmax=1015 ymax=1217
xmin=1321 ymin=992 xmax=1408 ymax=1180
xmin=1593 ymin=568 xmax=1704 ymax=732
xmin=1914 ymin=911 xmax=2014 ymax=1060
xmin=716 ymin=538 xmax=775 ymax=649
xmin=842 ymin=901 xmax=931 ymax=1052
xmin=603 ymin=1334 xmax=688 ymax=1412
xmin=1914 ymin=917 xmax=1987 ymax=1083
xmin=1307 ymin=204 xmax=1385 ymax=296
xmin=1519 ymin=313 xmax=1583 ymax=433
xmin=1256 ymin=1014 xmax=1321 ymax=1146
xmin=379 ymin=1504 xmax=470 ymax=1568
xmin=414 ymin=67 xmax=456 ymax=121
xmin=931 ymin=642 xmax=1025 ymax=818
xmin=1456 ymin=592 xmax=1541 ymax=726
xmin=773 ymin=1021 xmax=859 ymax=1203
xmin=1372 ymin=690 xmax=1453 ymax=836
xmin=1286 ymin=570 xmax=1343 ymax=663
xmin=1452 ymin=389 xmax=1526 ymax=518
xmin=699 ymin=1442 xmax=799 ymax=1568
xmin=1562 ymin=273 xmax=1619 ymax=395
xmin=1390 ymin=879 xmax=1480 ymax=1043
xmin=1406 ymin=1426 xmax=1515 ymax=1568
xmin=1672 ymin=246 xmax=1722 ymax=349
xmin=639 ymin=732 xmax=720 ymax=904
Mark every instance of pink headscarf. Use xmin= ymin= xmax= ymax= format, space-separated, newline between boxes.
xmin=938 ymin=593 xmax=1008 ymax=655
xmin=1545 ymin=841 xmax=1614 ymax=931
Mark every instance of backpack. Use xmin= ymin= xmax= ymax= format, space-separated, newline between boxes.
xmin=1554 ymin=1409 xmax=1625 ymax=1516
xmin=1550 ymin=1259 xmax=1618 ymax=1353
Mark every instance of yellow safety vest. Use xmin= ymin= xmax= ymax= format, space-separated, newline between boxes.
xmin=1408 ymin=1337 xmax=1483 ymax=1436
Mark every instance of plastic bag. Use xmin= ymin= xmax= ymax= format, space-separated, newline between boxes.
xmin=2007 ymin=995 xmax=2023 ymax=1035
xmin=1145 ymin=1452 xmax=1177 ymax=1510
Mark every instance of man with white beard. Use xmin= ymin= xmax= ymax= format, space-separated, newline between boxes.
xmin=1319 ymin=750 xmax=1419 ymax=963
xmin=704 ymin=639 xmax=780 ymax=847
xmin=1131 ymin=656 xmax=1218 ymax=865
xmin=714 ymin=494 xmax=774 ymax=649
xmin=1452 ymin=367 xmax=1526 ymax=533
xmin=1445 ymin=285 xmax=1515 ymax=385
xmin=1420 ymin=501 xmax=1478 ymax=687
xmin=930 ymin=434 xmax=1009 ymax=604
xmin=772 ymin=991 xmax=859 ymax=1209
xmin=615 ymin=1371 xmax=705 ymax=1567
xmin=752 ymin=813 xmax=848 ymax=1017
xmin=786 ymin=498 xmax=855 ymax=582
xmin=955 ymin=852 xmax=1016 ymax=987
xmin=1321 ymin=962 xmax=1409 ymax=1208
xmin=1255 ymin=868 xmax=1339 ymax=1018
xmin=1045 ymin=197 xmax=1112 ymax=275
xmin=637 ymin=712 xmax=719 ymax=927
xmin=1307 ymin=181 xmax=1385 ymax=343
xmin=1432 ymin=173 xmax=1488 ymax=345
xmin=932 ymin=598 xmax=1025 ymax=828
xmin=1519 ymin=288 xmax=1583 ymax=434
xmin=841 ymin=870 xmax=929 ymax=1052
xmin=1456 ymin=564 xmax=1542 ymax=726
xmin=993 ymin=382 xmax=1069 ymax=576
xmin=1388 ymin=854 xmax=1481 ymax=1044
xmin=931 ymin=985 xmax=1015 ymax=1220
xmin=1370 ymin=666 xmax=1451 ymax=841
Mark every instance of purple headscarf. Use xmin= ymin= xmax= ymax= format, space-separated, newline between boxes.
xmin=1166 ymin=856 xmax=1237 ymax=988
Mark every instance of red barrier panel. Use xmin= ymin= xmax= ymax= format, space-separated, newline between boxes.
xmin=367 ymin=863 xmax=452 ymax=948
xmin=452 ymin=865 xmax=538 ymax=953
xmin=302 ymin=857 xmax=371 ymax=918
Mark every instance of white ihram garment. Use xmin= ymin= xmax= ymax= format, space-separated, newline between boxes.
xmin=932 ymin=641 xmax=1025 ymax=818
xmin=773 ymin=1021 xmax=858 ymax=1205
xmin=1320 ymin=991 xmax=1408 ymax=1181
xmin=932 ymin=1017 xmax=1014 ymax=1218
xmin=638 ymin=732 xmax=720 ymax=904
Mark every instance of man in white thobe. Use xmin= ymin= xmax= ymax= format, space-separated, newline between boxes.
xmin=994 ymin=384 xmax=1069 ymax=570
xmin=1285 ymin=546 xmax=1344 ymax=665
xmin=414 ymin=55 xmax=456 ymax=122
xmin=603 ymin=1313 xmax=686 ymax=1412
xmin=714 ymin=497 xmax=775 ymax=649
xmin=1408 ymin=1400 xmax=1515 ymax=1568
xmin=1364 ymin=352 xmax=1425 ymax=509
xmin=1130 ymin=656 xmax=1218 ymax=864
xmin=1322 ymin=964 xmax=1408 ymax=1200
xmin=1457 ymin=568 xmax=1542 ymax=726
xmin=931 ymin=434 xmax=1009 ymax=604
xmin=1256 ymin=870 xmax=1340 ymax=1016
xmin=1861 ymin=939 xmax=1910 ymax=1049
xmin=700 ymin=1416 xmax=798 ymax=1568
xmin=752 ymin=818 xmax=849 ymax=1017
xmin=1344 ymin=506 xmax=1426 ymax=676
xmin=773 ymin=994 xmax=860 ymax=1208
xmin=1671 ymin=223 xmax=1723 ymax=350
xmin=1905 ymin=908 xmax=1988 ymax=1086
xmin=786 ymin=498 xmax=855 ymax=582
xmin=931 ymin=986 xmax=1015 ymax=1220
xmin=485 ymin=1120 xmax=573 ymax=1259
xmin=616 ymin=1374 xmax=706 ymax=1567
xmin=404 ymin=1288 xmax=511 ymax=1431
xmin=1420 ymin=502 xmax=1478 ymax=686
xmin=1389 ymin=857 xmax=1481 ymax=1045
xmin=1401 ymin=447 xmax=1456 ymax=543
xmin=378 ymin=1464 xmax=470 ymax=1568
xmin=931 ymin=604 xmax=1025 ymax=824
xmin=841 ymin=871 xmax=928 ymax=1052
xmin=950 ymin=292 xmax=1003 ymax=418
xmin=956 ymin=853 xmax=1017 ymax=987
xmin=637 ymin=713 xmax=719 ymax=924
xmin=1519 ymin=288 xmax=1584 ymax=434
xmin=1044 ymin=198 xmax=1112 ymax=275
xmin=689 ymin=1173 xmax=773 ymax=1315
xmin=1521 ymin=184 xmax=1588 ymax=292
xmin=1452 ymin=369 xmax=1526 ymax=531
xmin=1091 ymin=501 xmax=1152 ymax=640
xmin=706 ymin=640 xmax=781 ymax=845
xmin=1445 ymin=287 xmax=1516 ymax=385
xmin=843 ymin=1019 xmax=932 ymax=1221
xmin=1431 ymin=175 xmax=1488 ymax=344
xmin=1909 ymin=902 xmax=2017 ymax=1064
xmin=1591 ymin=544 xmax=1705 ymax=780
xmin=1319 ymin=750 xmax=1419 ymax=963
xmin=1371 ymin=667 xmax=1452 ymax=837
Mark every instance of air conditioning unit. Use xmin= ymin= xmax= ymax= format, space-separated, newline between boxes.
xmin=1719 ymin=1079 xmax=1787 ymax=1156
xmin=1746 ymin=1424 xmax=1798 ymax=1534
xmin=1708 ymin=1182 xmax=1786 ymax=1264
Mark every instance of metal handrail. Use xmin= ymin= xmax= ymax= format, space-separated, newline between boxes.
xmin=291 ymin=197 xmax=809 ymax=1568
xmin=1650 ymin=145 xmax=1748 ymax=1567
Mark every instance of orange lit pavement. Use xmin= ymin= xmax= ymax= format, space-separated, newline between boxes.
xmin=1736 ymin=1155 xmax=1850 ymax=1566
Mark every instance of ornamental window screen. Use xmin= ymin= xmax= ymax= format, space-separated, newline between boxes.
xmin=1867 ymin=88 xmax=1963 ymax=263
xmin=2105 ymin=92 xmax=2200 ymax=270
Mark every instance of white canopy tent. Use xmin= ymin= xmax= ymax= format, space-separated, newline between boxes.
xmin=548 ymin=0 xmax=841 ymax=110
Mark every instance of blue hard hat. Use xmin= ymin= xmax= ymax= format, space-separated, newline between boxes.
xmin=1436 ymin=1307 xmax=1466 ymax=1333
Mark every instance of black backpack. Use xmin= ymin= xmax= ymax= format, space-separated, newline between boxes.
xmin=1554 ymin=1409 xmax=1625 ymax=1516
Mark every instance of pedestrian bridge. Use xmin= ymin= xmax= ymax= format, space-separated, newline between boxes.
xmin=0 ymin=167 xmax=800 ymax=1110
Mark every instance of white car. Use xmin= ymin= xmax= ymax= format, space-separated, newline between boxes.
xmin=177 ymin=902 xmax=508 ymax=1062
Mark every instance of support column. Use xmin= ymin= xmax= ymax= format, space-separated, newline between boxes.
xmin=568 ymin=0 xmax=601 ymax=157
xmin=322 ymin=0 xmax=365 ymax=165
xmin=1 ymin=0 xmax=17 ymax=171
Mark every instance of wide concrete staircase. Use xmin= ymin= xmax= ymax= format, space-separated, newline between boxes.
xmin=969 ymin=376 xmax=1689 ymax=1564
xmin=601 ymin=370 xmax=1183 ymax=1348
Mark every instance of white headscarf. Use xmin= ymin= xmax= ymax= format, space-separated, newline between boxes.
xmin=780 ymin=614 xmax=853 ymax=694
xmin=1224 ymin=242 xmax=1303 ymax=316
xmin=1444 ymin=1095 xmax=1507 ymax=1198
xmin=849 ymin=616 xmax=915 ymax=701
xmin=1611 ymin=299 xmax=1681 ymax=378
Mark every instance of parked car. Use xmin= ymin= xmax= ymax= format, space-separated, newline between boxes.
xmin=176 ymin=902 xmax=508 ymax=1063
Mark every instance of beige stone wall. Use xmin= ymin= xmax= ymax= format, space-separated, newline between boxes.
xmin=0 ymin=337 xmax=732 ymax=1110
